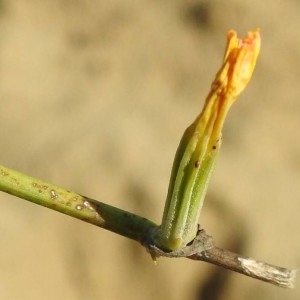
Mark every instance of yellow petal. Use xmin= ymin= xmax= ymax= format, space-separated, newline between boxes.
xmin=197 ymin=29 xmax=261 ymax=149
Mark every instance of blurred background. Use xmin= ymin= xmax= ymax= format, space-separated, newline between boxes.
xmin=0 ymin=0 xmax=299 ymax=299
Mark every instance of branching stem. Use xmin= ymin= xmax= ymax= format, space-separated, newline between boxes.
xmin=0 ymin=164 xmax=296 ymax=288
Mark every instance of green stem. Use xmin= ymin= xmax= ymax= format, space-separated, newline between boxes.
xmin=0 ymin=165 xmax=296 ymax=288
xmin=0 ymin=164 xmax=157 ymax=243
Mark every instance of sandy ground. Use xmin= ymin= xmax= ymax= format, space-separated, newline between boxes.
xmin=0 ymin=0 xmax=299 ymax=299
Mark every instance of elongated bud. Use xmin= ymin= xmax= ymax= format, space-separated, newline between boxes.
xmin=155 ymin=29 xmax=261 ymax=251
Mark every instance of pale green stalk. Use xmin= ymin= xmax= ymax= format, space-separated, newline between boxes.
xmin=0 ymin=164 xmax=157 ymax=243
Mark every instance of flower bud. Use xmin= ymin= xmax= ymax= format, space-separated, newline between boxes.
xmin=156 ymin=30 xmax=261 ymax=251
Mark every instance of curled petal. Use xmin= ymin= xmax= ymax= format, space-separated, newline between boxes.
xmin=225 ymin=29 xmax=261 ymax=98
xmin=204 ymin=29 xmax=261 ymax=148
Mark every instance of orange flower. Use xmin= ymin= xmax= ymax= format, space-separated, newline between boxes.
xmin=157 ymin=30 xmax=261 ymax=251
xmin=199 ymin=29 xmax=261 ymax=150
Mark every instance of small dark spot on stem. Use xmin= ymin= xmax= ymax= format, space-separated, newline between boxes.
xmin=194 ymin=160 xmax=200 ymax=168
xmin=0 ymin=169 xmax=9 ymax=176
xmin=72 ymin=196 xmax=78 ymax=202
xmin=212 ymin=145 xmax=217 ymax=150
xmin=123 ymin=212 xmax=130 ymax=218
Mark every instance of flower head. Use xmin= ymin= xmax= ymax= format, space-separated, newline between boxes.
xmin=157 ymin=30 xmax=261 ymax=251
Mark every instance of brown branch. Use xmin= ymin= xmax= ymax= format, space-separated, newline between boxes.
xmin=147 ymin=229 xmax=296 ymax=288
